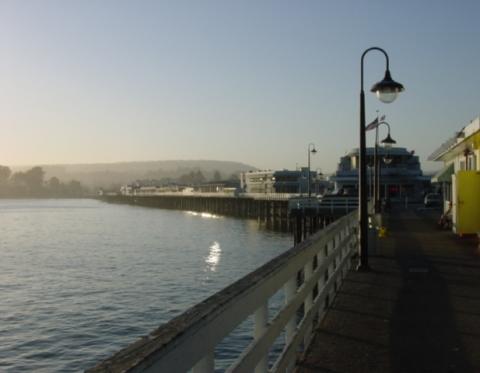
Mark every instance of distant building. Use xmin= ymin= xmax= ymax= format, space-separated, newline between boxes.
xmin=120 ymin=180 xmax=182 ymax=196
xmin=119 ymin=179 xmax=241 ymax=196
xmin=193 ymin=180 xmax=240 ymax=193
xmin=429 ymin=116 xmax=480 ymax=234
xmin=331 ymin=147 xmax=429 ymax=201
xmin=240 ymin=168 xmax=330 ymax=195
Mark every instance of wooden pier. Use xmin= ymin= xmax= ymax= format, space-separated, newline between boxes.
xmin=87 ymin=205 xmax=480 ymax=372
xmin=88 ymin=211 xmax=357 ymax=373
xmin=99 ymin=194 xmax=347 ymax=233
xmin=297 ymin=208 xmax=480 ymax=372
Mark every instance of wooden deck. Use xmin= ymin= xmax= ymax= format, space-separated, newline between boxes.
xmin=297 ymin=208 xmax=480 ymax=372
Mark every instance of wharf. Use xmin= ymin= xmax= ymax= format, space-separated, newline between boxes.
xmin=297 ymin=208 xmax=480 ymax=372
xmin=99 ymin=194 xmax=348 ymax=233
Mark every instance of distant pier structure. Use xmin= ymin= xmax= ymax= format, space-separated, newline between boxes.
xmin=99 ymin=193 xmax=357 ymax=235
xmin=101 ymin=193 xmax=292 ymax=231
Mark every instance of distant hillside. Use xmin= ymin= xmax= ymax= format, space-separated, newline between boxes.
xmin=12 ymin=160 xmax=257 ymax=189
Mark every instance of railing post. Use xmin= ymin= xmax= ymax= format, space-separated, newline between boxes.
xmin=327 ymin=239 xmax=335 ymax=300
xmin=303 ymin=260 xmax=314 ymax=347
xmin=341 ymin=227 xmax=347 ymax=279
xmin=284 ymin=276 xmax=297 ymax=372
xmin=345 ymin=225 xmax=352 ymax=273
xmin=193 ymin=351 xmax=214 ymax=373
xmin=317 ymin=249 xmax=326 ymax=320
xmin=284 ymin=276 xmax=297 ymax=343
xmin=254 ymin=302 xmax=268 ymax=373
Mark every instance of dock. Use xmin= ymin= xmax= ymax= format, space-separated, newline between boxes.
xmin=88 ymin=206 xmax=480 ymax=372
xmin=99 ymin=194 xmax=356 ymax=233
xmin=297 ymin=208 xmax=480 ymax=372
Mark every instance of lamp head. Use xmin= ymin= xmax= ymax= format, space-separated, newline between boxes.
xmin=381 ymin=133 xmax=396 ymax=148
xmin=311 ymin=148 xmax=317 ymax=154
xmin=383 ymin=155 xmax=393 ymax=165
xmin=371 ymin=70 xmax=404 ymax=103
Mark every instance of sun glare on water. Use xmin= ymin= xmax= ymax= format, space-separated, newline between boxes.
xmin=206 ymin=241 xmax=222 ymax=271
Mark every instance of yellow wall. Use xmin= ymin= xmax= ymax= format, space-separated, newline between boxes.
xmin=473 ymin=131 xmax=480 ymax=150
xmin=453 ymin=171 xmax=480 ymax=234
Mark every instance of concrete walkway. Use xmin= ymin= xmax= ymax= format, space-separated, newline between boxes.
xmin=297 ymin=208 xmax=480 ymax=373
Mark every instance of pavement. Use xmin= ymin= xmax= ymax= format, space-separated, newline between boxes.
xmin=296 ymin=207 xmax=480 ymax=373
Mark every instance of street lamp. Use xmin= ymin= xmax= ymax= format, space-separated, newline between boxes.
xmin=308 ymin=143 xmax=317 ymax=198
xmin=358 ymin=47 xmax=404 ymax=271
xmin=374 ymin=121 xmax=396 ymax=213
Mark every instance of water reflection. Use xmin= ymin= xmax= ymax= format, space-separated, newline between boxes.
xmin=206 ymin=241 xmax=221 ymax=271
xmin=0 ymin=199 xmax=291 ymax=372
xmin=186 ymin=211 xmax=219 ymax=219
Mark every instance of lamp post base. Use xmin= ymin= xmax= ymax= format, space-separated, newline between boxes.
xmin=356 ymin=263 xmax=371 ymax=272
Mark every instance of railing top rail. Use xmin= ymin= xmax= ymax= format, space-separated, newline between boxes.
xmin=88 ymin=210 xmax=357 ymax=372
xmin=111 ymin=193 xmax=297 ymax=201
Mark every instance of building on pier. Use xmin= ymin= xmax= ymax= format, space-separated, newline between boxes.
xmin=429 ymin=116 xmax=480 ymax=234
xmin=330 ymin=146 xmax=429 ymax=201
xmin=240 ymin=168 xmax=330 ymax=195
xmin=120 ymin=179 xmax=241 ymax=196
xmin=120 ymin=180 xmax=183 ymax=196
xmin=192 ymin=180 xmax=240 ymax=193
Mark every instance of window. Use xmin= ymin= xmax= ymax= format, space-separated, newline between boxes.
xmin=467 ymin=154 xmax=477 ymax=171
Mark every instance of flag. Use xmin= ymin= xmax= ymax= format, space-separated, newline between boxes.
xmin=365 ymin=115 xmax=386 ymax=131
xmin=365 ymin=118 xmax=378 ymax=131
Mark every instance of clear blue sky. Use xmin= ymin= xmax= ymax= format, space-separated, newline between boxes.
xmin=1 ymin=0 xmax=479 ymax=173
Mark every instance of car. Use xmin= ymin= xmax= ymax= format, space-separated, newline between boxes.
xmin=424 ymin=193 xmax=442 ymax=207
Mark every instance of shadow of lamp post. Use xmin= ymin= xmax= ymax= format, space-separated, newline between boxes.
xmin=358 ymin=47 xmax=404 ymax=271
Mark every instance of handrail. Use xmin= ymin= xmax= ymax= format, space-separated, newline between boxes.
xmin=88 ymin=211 xmax=358 ymax=373
xmin=121 ymin=192 xmax=298 ymax=200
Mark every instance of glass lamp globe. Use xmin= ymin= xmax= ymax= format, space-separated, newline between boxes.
xmin=371 ymin=70 xmax=404 ymax=104
xmin=383 ymin=156 xmax=393 ymax=165
xmin=376 ymin=89 xmax=400 ymax=104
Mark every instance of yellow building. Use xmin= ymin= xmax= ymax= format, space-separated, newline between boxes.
xmin=429 ymin=117 xmax=480 ymax=235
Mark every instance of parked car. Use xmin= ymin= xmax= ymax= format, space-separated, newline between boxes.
xmin=424 ymin=193 xmax=442 ymax=207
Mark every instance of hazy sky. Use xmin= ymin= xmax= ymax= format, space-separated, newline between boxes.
xmin=1 ymin=0 xmax=479 ymax=172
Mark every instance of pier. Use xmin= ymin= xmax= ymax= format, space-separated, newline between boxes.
xmin=297 ymin=208 xmax=480 ymax=372
xmin=100 ymin=194 xmax=356 ymax=233
xmin=88 ymin=205 xmax=480 ymax=372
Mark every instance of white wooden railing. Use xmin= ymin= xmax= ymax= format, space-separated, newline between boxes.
xmin=317 ymin=197 xmax=359 ymax=214
xmin=238 ymin=192 xmax=299 ymax=200
xmin=129 ymin=191 xmax=298 ymax=200
xmin=89 ymin=211 xmax=358 ymax=373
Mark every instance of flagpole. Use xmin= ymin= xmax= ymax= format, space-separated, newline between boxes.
xmin=374 ymin=117 xmax=380 ymax=213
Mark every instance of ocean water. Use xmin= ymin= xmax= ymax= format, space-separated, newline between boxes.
xmin=0 ymin=199 xmax=291 ymax=372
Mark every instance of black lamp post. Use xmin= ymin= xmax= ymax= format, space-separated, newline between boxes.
xmin=374 ymin=121 xmax=396 ymax=213
xmin=308 ymin=143 xmax=317 ymax=198
xmin=358 ymin=47 xmax=404 ymax=271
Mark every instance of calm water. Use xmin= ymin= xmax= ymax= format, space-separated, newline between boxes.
xmin=0 ymin=199 xmax=291 ymax=372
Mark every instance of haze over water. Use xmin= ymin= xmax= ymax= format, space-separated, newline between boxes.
xmin=0 ymin=199 xmax=291 ymax=372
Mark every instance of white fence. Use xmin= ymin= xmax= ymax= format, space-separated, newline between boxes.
xmin=317 ymin=197 xmax=359 ymax=214
xmin=129 ymin=191 xmax=298 ymax=200
xmin=89 ymin=211 xmax=358 ymax=373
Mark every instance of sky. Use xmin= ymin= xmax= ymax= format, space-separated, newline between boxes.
xmin=1 ymin=0 xmax=479 ymax=173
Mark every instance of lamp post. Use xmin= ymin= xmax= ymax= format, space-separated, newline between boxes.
xmin=358 ymin=47 xmax=404 ymax=271
xmin=307 ymin=143 xmax=317 ymax=198
xmin=374 ymin=121 xmax=396 ymax=213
